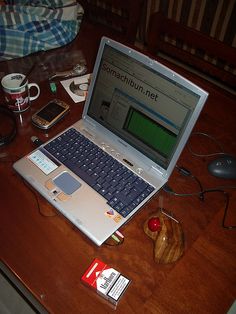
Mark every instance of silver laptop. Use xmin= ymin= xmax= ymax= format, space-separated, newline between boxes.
xmin=13 ymin=37 xmax=208 ymax=246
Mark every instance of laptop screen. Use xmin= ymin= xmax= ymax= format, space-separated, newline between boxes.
xmin=87 ymin=44 xmax=201 ymax=169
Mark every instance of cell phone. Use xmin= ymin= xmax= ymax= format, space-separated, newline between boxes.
xmin=31 ymin=99 xmax=70 ymax=129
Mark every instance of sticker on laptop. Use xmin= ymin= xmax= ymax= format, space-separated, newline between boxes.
xmin=105 ymin=209 xmax=122 ymax=223
xmin=28 ymin=150 xmax=58 ymax=175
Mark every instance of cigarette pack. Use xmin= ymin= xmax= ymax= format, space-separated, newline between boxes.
xmin=81 ymin=258 xmax=131 ymax=307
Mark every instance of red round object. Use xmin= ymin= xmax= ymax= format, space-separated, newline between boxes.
xmin=148 ymin=217 xmax=161 ymax=232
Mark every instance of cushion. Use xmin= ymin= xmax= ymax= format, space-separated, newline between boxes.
xmin=0 ymin=0 xmax=84 ymax=60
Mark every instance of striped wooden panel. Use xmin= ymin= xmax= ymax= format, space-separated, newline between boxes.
xmin=142 ymin=0 xmax=236 ymax=81
xmin=144 ymin=0 xmax=236 ymax=47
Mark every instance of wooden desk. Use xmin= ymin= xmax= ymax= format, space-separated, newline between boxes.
xmin=0 ymin=34 xmax=236 ymax=314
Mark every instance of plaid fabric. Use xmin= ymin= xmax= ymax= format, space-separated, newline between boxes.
xmin=0 ymin=0 xmax=84 ymax=60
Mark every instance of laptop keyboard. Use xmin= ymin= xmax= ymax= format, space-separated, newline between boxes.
xmin=44 ymin=128 xmax=155 ymax=217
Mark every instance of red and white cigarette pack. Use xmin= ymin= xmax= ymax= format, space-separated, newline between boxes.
xmin=81 ymin=258 xmax=131 ymax=307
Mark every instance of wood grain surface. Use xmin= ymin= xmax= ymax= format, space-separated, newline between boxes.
xmin=0 ymin=27 xmax=236 ymax=314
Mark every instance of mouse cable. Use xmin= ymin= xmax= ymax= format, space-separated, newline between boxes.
xmin=21 ymin=178 xmax=57 ymax=218
xmin=165 ymin=164 xmax=236 ymax=203
xmin=221 ymin=192 xmax=235 ymax=230
xmin=201 ymin=189 xmax=235 ymax=230
xmin=175 ymin=165 xmax=204 ymax=201
xmin=1 ymin=158 xmax=54 ymax=218
xmin=163 ymin=184 xmax=236 ymax=197
xmin=0 ymin=153 xmax=56 ymax=217
xmin=163 ymin=185 xmax=236 ymax=230
xmin=187 ymin=131 xmax=229 ymax=157
xmin=0 ymin=152 xmax=20 ymax=163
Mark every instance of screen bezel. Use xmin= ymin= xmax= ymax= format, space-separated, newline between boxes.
xmin=82 ymin=37 xmax=208 ymax=179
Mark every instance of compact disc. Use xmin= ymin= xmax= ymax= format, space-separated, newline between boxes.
xmin=69 ymin=81 xmax=89 ymax=96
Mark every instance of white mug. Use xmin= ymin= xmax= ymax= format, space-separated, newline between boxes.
xmin=1 ymin=73 xmax=40 ymax=113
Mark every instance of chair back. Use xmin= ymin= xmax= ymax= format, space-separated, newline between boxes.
xmin=147 ymin=12 xmax=236 ymax=88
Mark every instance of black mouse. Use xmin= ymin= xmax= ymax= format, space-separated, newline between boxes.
xmin=208 ymin=155 xmax=236 ymax=179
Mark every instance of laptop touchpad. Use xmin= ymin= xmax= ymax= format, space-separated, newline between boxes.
xmin=53 ymin=172 xmax=81 ymax=195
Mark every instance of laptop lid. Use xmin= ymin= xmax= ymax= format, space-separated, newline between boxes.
xmin=82 ymin=37 xmax=208 ymax=180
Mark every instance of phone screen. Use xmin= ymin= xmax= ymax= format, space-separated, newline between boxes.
xmin=37 ymin=102 xmax=65 ymax=122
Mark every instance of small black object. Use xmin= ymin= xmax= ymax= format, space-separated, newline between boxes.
xmin=208 ymin=155 xmax=236 ymax=179
xmin=31 ymin=136 xmax=44 ymax=147
xmin=162 ymin=184 xmax=173 ymax=193
xmin=0 ymin=106 xmax=17 ymax=147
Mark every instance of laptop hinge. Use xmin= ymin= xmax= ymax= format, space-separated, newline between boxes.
xmin=83 ymin=116 xmax=96 ymax=129
xmin=151 ymin=165 xmax=166 ymax=177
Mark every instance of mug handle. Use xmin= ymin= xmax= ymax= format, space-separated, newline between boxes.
xmin=28 ymin=83 xmax=40 ymax=101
